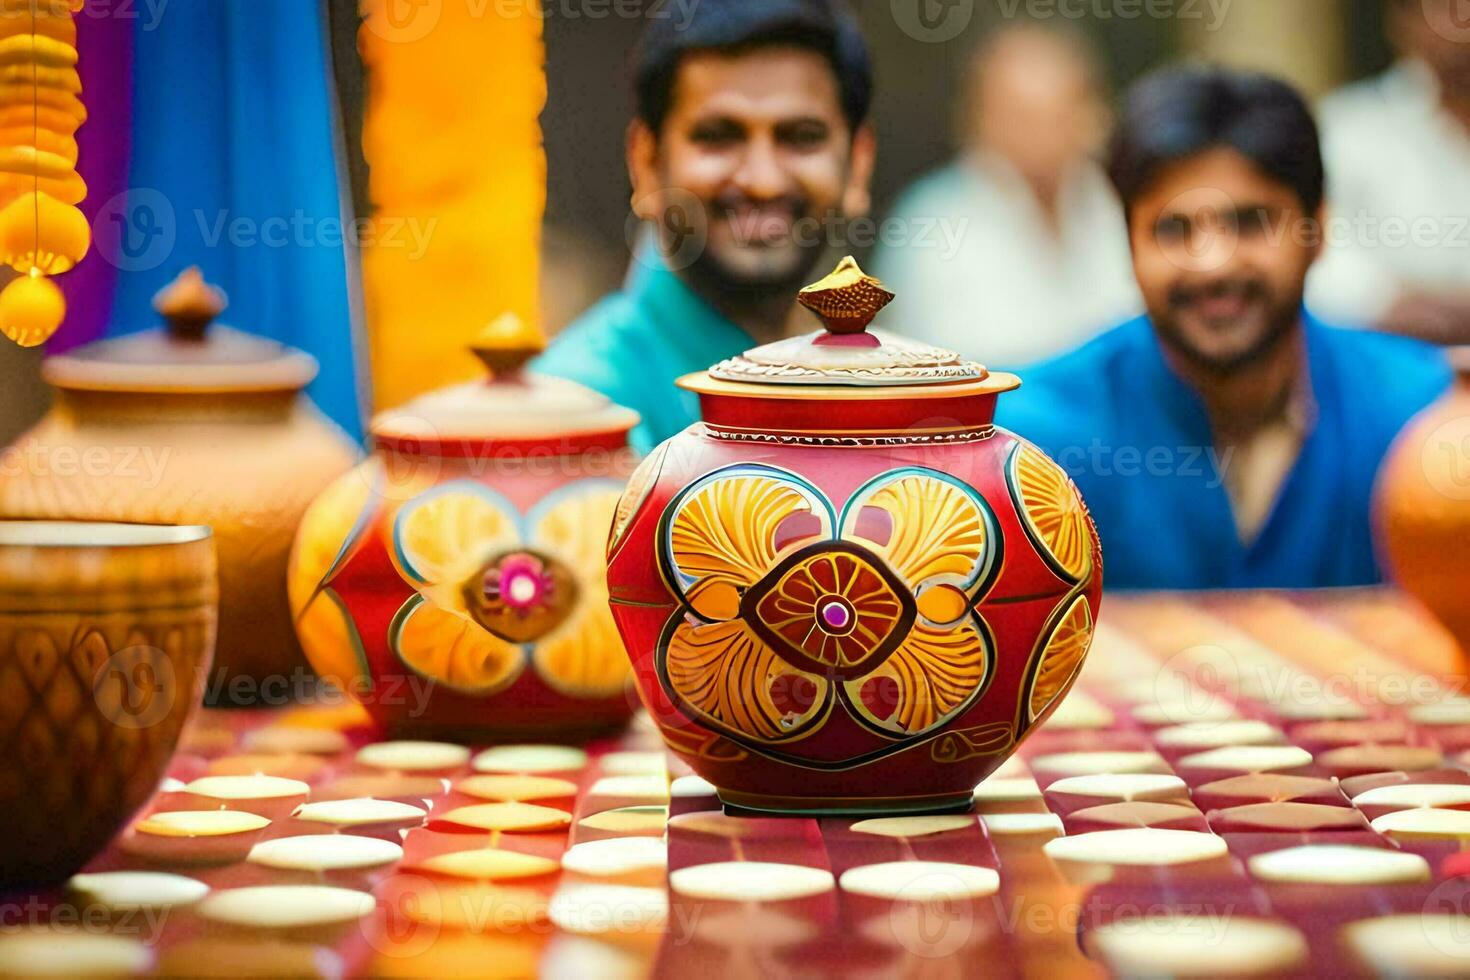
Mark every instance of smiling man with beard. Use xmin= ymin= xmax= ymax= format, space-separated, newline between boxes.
xmin=996 ymin=66 xmax=1452 ymax=589
xmin=535 ymin=0 xmax=875 ymax=452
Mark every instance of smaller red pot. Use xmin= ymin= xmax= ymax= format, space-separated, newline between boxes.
xmin=289 ymin=316 xmax=640 ymax=740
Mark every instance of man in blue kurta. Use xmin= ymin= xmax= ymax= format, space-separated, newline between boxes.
xmin=535 ymin=0 xmax=876 ymax=453
xmin=995 ymin=67 xmax=1452 ymax=590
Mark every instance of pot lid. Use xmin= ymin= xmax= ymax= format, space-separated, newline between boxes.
xmin=42 ymin=267 xmax=319 ymax=394
xmin=370 ymin=313 xmax=639 ymax=451
xmin=682 ymin=257 xmax=1017 ymax=398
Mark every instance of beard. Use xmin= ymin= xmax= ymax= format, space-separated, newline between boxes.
xmin=681 ymin=240 xmax=826 ymax=305
xmin=1150 ymin=277 xmax=1304 ymax=376
xmin=662 ymin=188 xmax=834 ymax=307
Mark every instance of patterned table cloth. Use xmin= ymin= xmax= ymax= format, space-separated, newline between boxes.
xmin=4 ymin=589 xmax=1470 ymax=978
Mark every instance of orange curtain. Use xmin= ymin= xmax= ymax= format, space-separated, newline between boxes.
xmin=359 ymin=0 xmax=545 ymax=412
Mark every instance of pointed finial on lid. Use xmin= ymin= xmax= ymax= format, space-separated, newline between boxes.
xmin=798 ymin=256 xmax=895 ymax=336
xmin=471 ymin=312 xmax=546 ymax=378
xmin=154 ymin=267 xmax=227 ymax=341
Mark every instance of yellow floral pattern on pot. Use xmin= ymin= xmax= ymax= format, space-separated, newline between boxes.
xmin=289 ymin=462 xmax=386 ymax=693
xmin=1025 ymin=593 xmax=1094 ymax=725
xmin=389 ymin=479 xmax=628 ymax=697
xmin=657 ymin=464 xmax=1000 ymax=759
xmin=1009 ymin=442 xmax=1093 ymax=583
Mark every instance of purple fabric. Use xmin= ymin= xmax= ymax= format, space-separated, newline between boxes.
xmin=51 ymin=10 xmax=133 ymax=351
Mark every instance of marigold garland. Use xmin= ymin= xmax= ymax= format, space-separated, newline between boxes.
xmin=0 ymin=0 xmax=88 ymax=348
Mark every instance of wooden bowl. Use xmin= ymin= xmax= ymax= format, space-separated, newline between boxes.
xmin=0 ymin=521 xmax=216 ymax=886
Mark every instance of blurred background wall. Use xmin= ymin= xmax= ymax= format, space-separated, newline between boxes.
xmin=534 ymin=0 xmax=1396 ymax=324
xmin=0 ymin=0 xmax=1407 ymax=446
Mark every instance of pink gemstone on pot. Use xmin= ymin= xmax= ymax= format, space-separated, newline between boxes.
xmin=504 ymin=571 xmax=540 ymax=607
xmin=486 ymin=553 xmax=549 ymax=611
xmin=820 ymin=599 xmax=851 ymax=631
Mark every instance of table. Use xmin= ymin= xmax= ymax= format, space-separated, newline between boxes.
xmin=5 ymin=589 xmax=1470 ymax=978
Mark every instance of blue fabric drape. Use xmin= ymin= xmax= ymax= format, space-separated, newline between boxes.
xmin=114 ymin=0 xmax=365 ymax=441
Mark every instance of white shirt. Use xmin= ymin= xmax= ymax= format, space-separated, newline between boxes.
xmin=872 ymin=152 xmax=1142 ymax=368
xmin=1309 ymin=61 xmax=1470 ymax=326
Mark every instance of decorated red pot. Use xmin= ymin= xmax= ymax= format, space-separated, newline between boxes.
xmin=605 ymin=259 xmax=1103 ymax=815
xmin=288 ymin=316 xmax=639 ymax=739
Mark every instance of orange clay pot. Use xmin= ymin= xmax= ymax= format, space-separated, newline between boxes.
xmin=0 ymin=521 xmax=215 ymax=886
xmin=1377 ymin=351 xmax=1470 ymax=653
xmin=289 ymin=315 xmax=641 ymax=740
xmin=605 ymin=259 xmax=1103 ymax=815
xmin=0 ymin=270 xmax=359 ymax=696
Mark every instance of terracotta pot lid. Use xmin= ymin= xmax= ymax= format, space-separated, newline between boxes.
xmin=42 ymin=267 xmax=318 ymax=394
xmin=371 ymin=313 xmax=639 ymax=453
xmin=680 ymin=257 xmax=1019 ymax=400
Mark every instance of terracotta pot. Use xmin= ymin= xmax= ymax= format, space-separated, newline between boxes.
xmin=0 ymin=520 xmax=216 ymax=886
xmin=605 ymin=259 xmax=1103 ymax=815
xmin=0 ymin=269 xmax=359 ymax=695
xmin=289 ymin=315 xmax=640 ymax=739
xmin=1376 ymin=352 xmax=1470 ymax=651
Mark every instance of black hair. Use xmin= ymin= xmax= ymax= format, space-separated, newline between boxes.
xmin=1107 ymin=65 xmax=1325 ymax=216
xmin=633 ymin=0 xmax=873 ymax=134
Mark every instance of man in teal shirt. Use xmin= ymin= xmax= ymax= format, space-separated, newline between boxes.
xmin=995 ymin=67 xmax=1451 ymax=589
xmin=535 ymin=0 xmax=876 ymax=453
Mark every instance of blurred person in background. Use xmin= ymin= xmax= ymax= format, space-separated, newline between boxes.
xmin=872 ymin=24 xmax=1139 ymax=367
xmin=536 ymin=0 xmax=875 ymax=452
xmin=1308 ymin=0 xmax=1470 ymax=342
xmin=997 ymin=66 xmax=1451 ymax=590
